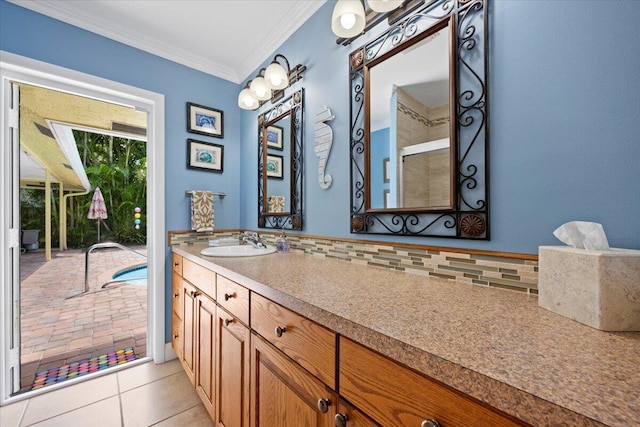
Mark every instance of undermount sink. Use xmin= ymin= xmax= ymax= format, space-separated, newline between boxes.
xmin=200 ymin=245 xmax=276 ymax=257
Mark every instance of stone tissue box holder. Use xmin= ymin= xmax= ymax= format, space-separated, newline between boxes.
xmin=538 ymin=246 xmax=640 ymax=331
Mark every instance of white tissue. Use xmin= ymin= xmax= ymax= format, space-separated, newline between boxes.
xmin=553 ymin=221 xmax=610 ymax=250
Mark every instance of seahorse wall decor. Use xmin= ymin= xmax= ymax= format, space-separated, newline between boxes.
xmin=314 ymin=105 xmax=335 ymax=189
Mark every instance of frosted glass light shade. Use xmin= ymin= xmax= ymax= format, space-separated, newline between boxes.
xmin=367 ymin=0 xmax=403 ymax=12
xmin=249 ymin=77 xmax=272 ymax=101
xmin=264 ymin=62 xmax=289 ymax=90
xmin=238 ymin=87 xmax=259 ymax=110
xmin=331 ymin=0 xmax=366 ymax=38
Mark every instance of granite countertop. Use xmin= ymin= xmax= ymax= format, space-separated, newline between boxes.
xmin=172 ymin=245 xmax=640 ymax=427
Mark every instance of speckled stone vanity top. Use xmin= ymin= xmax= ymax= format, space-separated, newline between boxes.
xmin=172 ymin=245 xmax=639 ymax=426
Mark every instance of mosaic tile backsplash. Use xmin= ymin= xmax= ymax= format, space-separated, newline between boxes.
xmin=169 ymin=230 xmax=539 ymax=294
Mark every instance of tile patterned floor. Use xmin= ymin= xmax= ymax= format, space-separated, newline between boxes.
xmin=0 ymin=359 xmax=213 ymax=427
xmin=19 ymin=247 xmax=147 ymax=392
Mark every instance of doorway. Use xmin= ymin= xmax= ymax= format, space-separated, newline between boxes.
xmin=1 ymin=51 xmax=166 ymax=404
xmin=18 ymin=83 xmax=149 ymax=393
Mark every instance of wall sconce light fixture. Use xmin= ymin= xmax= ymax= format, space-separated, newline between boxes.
xmin=238 ymin=54 xmax=306 ymax=110
xmin=331 ymin=0 xmax=422 ymax=45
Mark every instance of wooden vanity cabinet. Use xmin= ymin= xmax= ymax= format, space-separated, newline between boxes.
xmin=180 ymin=279 xmax=197 ymax=385
xmin=171 ymin=252 xmax=530 ymax=426
xmin=174 ymin=258 xmax=217 ymax=419
xmin=250 ymin=292 xmax=336 ymax=389
xmin=215 ymin=303 xmax=250 ymax=427
xmin=171 ymin=254 xmax=183 ymax=360
xmin=172 ymin=252 xmax=183 ymax=275
xmin=194 ymin=291 xmax=217 ymax=420
xmin=339 ymin=337 xmax=526 ymax=427
xmin=171 ymin=277 xmax=183 ymax=360
xmin=251 ymin=332 xmax=337 ymax=427
xmin=217 ymin=275 xmax=249 ymax=325
xmin=250 ymin=293 xmax=338 ymax=427
xmin=180 ymin=279 xmax=217 ymax=419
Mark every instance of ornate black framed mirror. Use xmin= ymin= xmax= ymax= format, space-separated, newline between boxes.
xmin=350 ymin=0 xmax=488 ymax=239
xmin=258 ymin=89 xmax=304 ymax=230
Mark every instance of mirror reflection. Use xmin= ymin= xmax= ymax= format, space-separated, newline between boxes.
xmin=258 ymin=89 xmax=303 ymax=230
xmin=350 ymin=1 xmax=489 ymax=239
xmin=368 ymin=22 xmax=454 ymax=210
xmin=264 ymin=114 xmax=291 ymax=214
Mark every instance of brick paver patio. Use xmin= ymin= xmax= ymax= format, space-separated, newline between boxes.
xmin=18 ymin=245 xmax=147 ymax=392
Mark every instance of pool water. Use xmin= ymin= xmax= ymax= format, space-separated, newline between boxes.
xmin=112 ymin=264 xmax=147 ymax=286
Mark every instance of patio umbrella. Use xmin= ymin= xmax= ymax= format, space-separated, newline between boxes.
xmin=87 ymin=187 xmax=108 ymax=242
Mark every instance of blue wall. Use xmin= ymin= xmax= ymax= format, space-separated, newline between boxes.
xmin=0 ymin=0 xmax=242 ymax=232
xmin=240 ymin=0 xmax=640 ymax=253
xmin=370 ymin=128 xmax=390 ymax=208
xmin=0 ymin=0 xmax=242 ymax=343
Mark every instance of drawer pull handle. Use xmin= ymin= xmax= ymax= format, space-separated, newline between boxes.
xmin=317 ymin=398 xmax=331 ymax=414
xmin=173 ymin=333 xmax=178 ymax=339
xmin=174 ymin=262 xmax=179 ymax=267
xmin=275 ymin=326 xmax=286 ymax=337
xmin=421 ymin=420 xmax=440 ymax=427
xmin=224 ymin=318 xmax=233 ymax=326
xmin=224 ymin=293 xmax=235 ymax=301
xmin=334 ymin=413 xmax=348 ymax=427
xmin=173 ymin=292 xmax=179 ymax=298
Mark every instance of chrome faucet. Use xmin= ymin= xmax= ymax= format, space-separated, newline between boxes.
xmin=241 ymin=231 xmax=267 ymax=249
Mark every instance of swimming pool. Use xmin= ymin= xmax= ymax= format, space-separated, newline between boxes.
xmin=111 ymin=264 xmax=147 ymax=286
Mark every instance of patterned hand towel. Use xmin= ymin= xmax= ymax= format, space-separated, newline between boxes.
xmin=190 ymin=190 xmax=214 ymax=232
xmin=268 ymin=195 xmax=285 ymax=213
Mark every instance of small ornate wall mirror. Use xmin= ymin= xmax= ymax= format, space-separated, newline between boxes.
xmin=258 ymin=89 xmax=304 ymax=230
xmin=349 ymin=0 xmax=488 ymax=239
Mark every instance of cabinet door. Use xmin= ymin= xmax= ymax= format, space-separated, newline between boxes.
xmin=216 ymin=307 xmax=250 ymax=427
xmin=181 ymin=280 xmax=197 ymax=385
xmin=251 ymin=333 xmax=336 ymax=427
xmin=195 ymin=293 xmax=217 ymax=420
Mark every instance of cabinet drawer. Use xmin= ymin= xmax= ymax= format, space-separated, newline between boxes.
xmin=182 ymin=258 xmax=216 ymax=297
xmin=339 ymin=338 xmax=524 ymax=427
xmin=251 ymin=293 xmax=336 ymax=388
xmin=172 ymin=272 xmax=183 ymax=318
xmin=217 ymin=275 xmax=249 ymax=325
xmin=172 ymin=253 xmax=183 ymax=275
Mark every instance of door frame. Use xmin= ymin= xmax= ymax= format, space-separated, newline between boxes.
xmin=0 ymin=51 xmax=166 ymax=404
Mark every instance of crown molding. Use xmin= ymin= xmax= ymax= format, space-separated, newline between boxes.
xmin=237 ymin=0 xmax=327 ymax=82
xmin=9 ymin=0 xmax=327 ymax=84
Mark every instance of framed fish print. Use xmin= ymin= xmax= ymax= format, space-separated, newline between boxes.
xmin=187 ymin=102 xmax=224 ymax=138
xmin=266 ymin=154 xmax=284 ymax=179
xmin=266 ymin=125 xmax=283 ymax=150
xmin=187 ymin=139 xmax=223 ymax=173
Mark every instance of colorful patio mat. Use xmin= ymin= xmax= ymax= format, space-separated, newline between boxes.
xmin=31 ymin=348 xmax=137 ymax=390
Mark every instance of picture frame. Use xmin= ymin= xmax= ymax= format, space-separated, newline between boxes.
xmin=187 ymin=139 xmax=223 ymax=173
xmin=266 ymin=125 xmax=284 ymax=150
xmin=266 ymin=154 xmax=284 ymax=179
xmin=383 ymin=157 xmax=390 ymax=183
xmin=187 ymin=102 xmax=224 ymax=138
